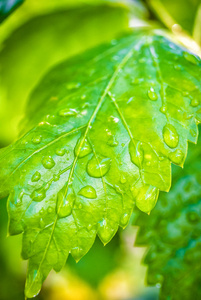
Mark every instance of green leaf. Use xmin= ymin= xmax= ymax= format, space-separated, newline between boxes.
xmin=0 ymin=29 xmax=201 ymax=297
xmin=134 ymin=130 xmax=201 ymax=299
xmin=0 ymin=4 xmax=130 ymax=147
xmin=0 ymin=0 xmax=24 ymax=23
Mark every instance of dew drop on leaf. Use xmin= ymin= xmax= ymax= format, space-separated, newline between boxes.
xmin=32 ymin=135 xmax=42 ymax=145
xmin=59 ymin=108 xmax=78 ymax=117
xmin=78 ymin=185 xmax=97 ymax=199
xmin=160 ymin=106 xmax=167 ymax=114
xmin=131 ymin=184 xmax=159 ymax=213
xmin=41 ymin=156 xmax=55 ymax=169
xmin=169 ymin=149 xmax=184 ymax=165
xmin=183 ymin=52 xmax=199 ymax=65
xmin=107 ymin=136 xmax=119 ymax=147
xmin=120 ymin=175 xmax=127 ymax=184
xmin=31 ymin=171 xmax=41 ymax=182
xmin=87 ymin=156 xmax=111 ymax=178
xmin=163 ymin=124 xmax=179 ymax=148
xmin=190 ymin=99 xmax=200 ymax=107
xmin=74 ymin=137 xmax=92 ymax=158
xmin=55 ymin=148 xmax=66 ymax=156
xmin=147 ymin=87 xmax=158 ymax=101
xmin=57 ymin=191 xmax=72 ymax=218
xmin=31 ymin=189 xmax=46 ymax=202
xmin=98 ymin=219 xmax=115 ymax=245
xmin=120 ymin=213 xmax=130 ymax=228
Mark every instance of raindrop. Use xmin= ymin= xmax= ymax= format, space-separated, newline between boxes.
xmin=32 ymin=135 xmax=42 ymax=145
xmin=184 ymin=52 xmax=199 ymax=65
xmin=53 ymin=174 xmax=60 ymax=181
xmin=31 ymin=171 xmax=41 ymax=182
xmin=31 ymin=189 xmax=46 ymax=202
xmin=59 ymin=108 xmax=78 ymax=117
xmin=47 ymin=206 xmax=53 ymax=214
xmin=78 ymin=185 xmax=97 ymax=199
xmin=120 ymin=175 xmax=127 ymax=184
xmin=169 ymin=149 xmax=184 ymax=165
xmin=190 ymin=99 xmax=199 ymax=107
xmin=147 ymin=87 xmax=158 ymax=101
xmin=131 ymin=184 xmax=159 ymax=213
xmin=74 ymin=137 xmax=92 ymax=158
xmin=57 ymin=191 xmax=72 ymax=218
xmin=98 ymin=219 xmax=115 ymax=245
xmin=87 ymin=156 xmax=111 ymax=178
xmin=42 ymin=156 xmax=55 ymax=169
xmin=120 ymin=213 xmax=129 ymax=228
xmin=55 ymin=148 xmax=66 ymax=156
xmin=160 ymin=106 xmax=167 ymax=114
xmin=163 ymin=124 xmax=179 ymax=148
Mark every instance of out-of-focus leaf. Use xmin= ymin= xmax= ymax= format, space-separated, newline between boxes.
xmin=0 ymin=29 xmax=201 ymax=297
xmin=193 ymin=4 xmax=201 ymax=46
xmin=134 ymin=129 xmax=201 ymax=299
xmin=0 ymin=0 xmax=24 ymax=23
xmin=0 ymin=4 xmax=130 ymax=146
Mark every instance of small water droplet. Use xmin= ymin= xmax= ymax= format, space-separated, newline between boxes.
xmin=74 ymin=137 xmax=92 ymax=158
xmin=107 ymin=136 xmax=118 ymax=147
xmin=87 ymin=156 xmax=111 ymax=178
xmin=98 ymin=219 xmax=115 ymax=245
xmin=31 ymin=171 xmax=41 ymax=182
xmin=32 ymin=135 xmax=42 ymax=145
xmin=190 ymin=99 xmax=199 ymax=107
xmin=66 ymin=82 xmax=81 ymax=90
xmin=148 ymin=87 xmax=158 ymax=101
xmin=39 ymin=218 xmax=45 ymax=228
xmin=47 ymin=206 xmax=53 ymax=214
xmin=78 ymin=203 xmax=83 ymax=209
xmin=42 ymin=156 xmax=55 ymax=169
xmin=71 ymin=247 xmax=84 ymax=262
xmin=53 ymin=174 xmax=60 ymax=181
xmin=184 ymin=52 xmax=199 ymax=65
xmin=78 ymin=185 xmax=97 ymax=199
xmin=169 ymin=149 xmax=184 ymax=165
xmin=55 ymin=148 xmax=66 ymax=156
xmin=39 ymin=208 xmax=44 ymax=215
xmin=57 ymin=191 xmax=72 ymax=218
xmin=59 ymin=108 xmax=78 ymax=117
xmin=160 ymin=106 xmax=167 ymax=114
xmin=163 ymin=124 xmax=179 ymax=148
xmin=87 ymin=224 xmax=93 ymax=231
xmin=31 ymin=189 xmax=46 ymax=202
xmin=120 ymin=175 xmax=127 ymax=184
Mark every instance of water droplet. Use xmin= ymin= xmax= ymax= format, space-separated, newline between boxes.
xmin=74 ymin=137 xmax=92 ymax=158
xmin=129 ymin=141 xmax=143 ymax=168
xmin=39 ymin=218 xmax=45 ymax=228
xmin=42 ymin=156 xmax=55 ymax=169
xmin=66 ymin=82 xmax=81 ymax=90
xmin=59 ymin=108 xmax=78 ymax=117
xmin=53 ymin=174 xmax=60 ymax=181
xmin=120 ymin=175 xmax=126 ymax=184
xmin=148 ymin=87 xmax=158 ymax=101
xmin=32 ymin=135 xmax=42 ymax=144
xmin=107 ymin=136 xmax=118 ymax=147
xmin=169 ymin=149 xmax=184 ymax=165
xmin=31 ymin=189 xmax=46 ymax=202
xmin=98 ymin=219 xmax=115 ymax=245
xmin=131 ymin=183 xmax=159 ymax=213
xmin=78 ymin=185 xmax=97 ymax=199
xmin=87 ymin=156 xmax=111 ymax=178
xmin=87 ymin=224 xmax=93 ymax=231
xmin=78 ymin=203 xmax=83 ymax=209
xmin=31 ymin=171 xmax=41 ymax=182
xmin=184 ymin=52 xmax=199 ymax=65
xmin=190 ymin=99 xmax=200 ymax=107
xmin=160 ymin=106 xmax=167 ymax=114
xmin=57 ymin=191 xmax=72 ymax=218
xmin=15 ymin=191 xmax=24 ymax=206
xmin=71 ymin=247 xmax=84 ymax=262
xmin=120 ymin=213 xmax=130 ymax=228
xmin=163 ymin=124 xmax=179 ymax=148
xmin=39 ymin=208 xmax=44 ymax=215
xmin=47 ymin=206 xmax=53 ymax=214
xmin=55 ymin=148 xmax=66 ymax=156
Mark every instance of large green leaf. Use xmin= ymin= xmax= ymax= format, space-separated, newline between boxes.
xmin=0 ymin=29 xmax=201 ymax=297
xmin=0 ymin=4 xmax=130 ymax=147
xmin=134 ymin=130 xmax=201 ymax=299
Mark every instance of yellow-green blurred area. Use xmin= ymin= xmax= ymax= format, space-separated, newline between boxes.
xmin=0 ymin=0 xmax=200 ymax=299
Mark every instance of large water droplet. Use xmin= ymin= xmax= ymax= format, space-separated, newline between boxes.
xmin=78 ymin=185 xmax=97 ymax=199
xmin=55 ymin=148 xmax=66 ymax=156
xmin=42 ymin=156 xmax=55 ymax=169
xmin=57 ymin=190 xmax=72 ymax=218
xmin=120 ymin=213 xmax=130 ymax=228
xmin=98 ymin=219 xmax=115 ymax=245
xmin=148 ymin=87 xmax=158 ymax=101
xmin=129 ymin=141 xmax=143 ymax=168
xmin=163 ymin=124 xmax=179 ymax=148
xmin=31 ymin=189 xmax=46 ymax=202
xmin=190 ymin=99 xmax=200 ymax=107
xmin=87 ymin=156 xmax=111 ymax=178
xmin=59 ymin=108 xmax=78 ymax=117
xmin=169 ymin=149 xmax=184 ymax=165
xmin=31 ymin=171 xmax=41 ymax=182
xmin=74 ymin=137 xmax=92 ymax=158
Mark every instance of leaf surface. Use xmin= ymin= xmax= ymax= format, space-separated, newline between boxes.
xmin=134 ymin=129 xmax=201 ymax=299
xmin=0 ymin=30 xmax=201 ymax=297
xmin=0 ymin=0 xmax=24 ymax=23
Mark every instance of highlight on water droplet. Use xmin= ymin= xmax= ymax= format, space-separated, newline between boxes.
xmin=183 ymin=51 xmax=199 ymax=65
xmin=78 ymin=185 xmax=97 ymax=199
xmin=59 ymin=108 xmax=78 ymax=117
xmin=31 ymin=171 xmax=41 ymax=182
xmin=98 ymin=219 xmax=115 ymax=245
xmin=160 ymin=106 xmax=167 ymax=114
xmin=169 ymin=149 xmax=184 ymax=165
xmin=120 ymin=175 xmax=127 ymax=184
xmin=163 ymin=124 xmax=179 ymax=148
xmin=120 ymin=212 xmax=130 ymax=228
xmin=107 ymin=135 xmax=119 ymax=147
xmin=74 ymin=137 xmax=92 ymax=158
xmin=55 ymin=148 xmax=66 ymax=156
xmin=87 ymin=156 xmax=111 ymax=178
xmin=190 ymin=99 xmax=199 ymax=107
xmin=32 ymin=135 xmax=42 ymax=145
xmin=57 ymin=190 xmax=73 ymax=218
xmin=42 ymin=156 xmax=55 ymax=169
xmin=147 ymin=87 xmax=158 ymax=101
xmin=31 ymin=189 xmax=46 ymax=202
